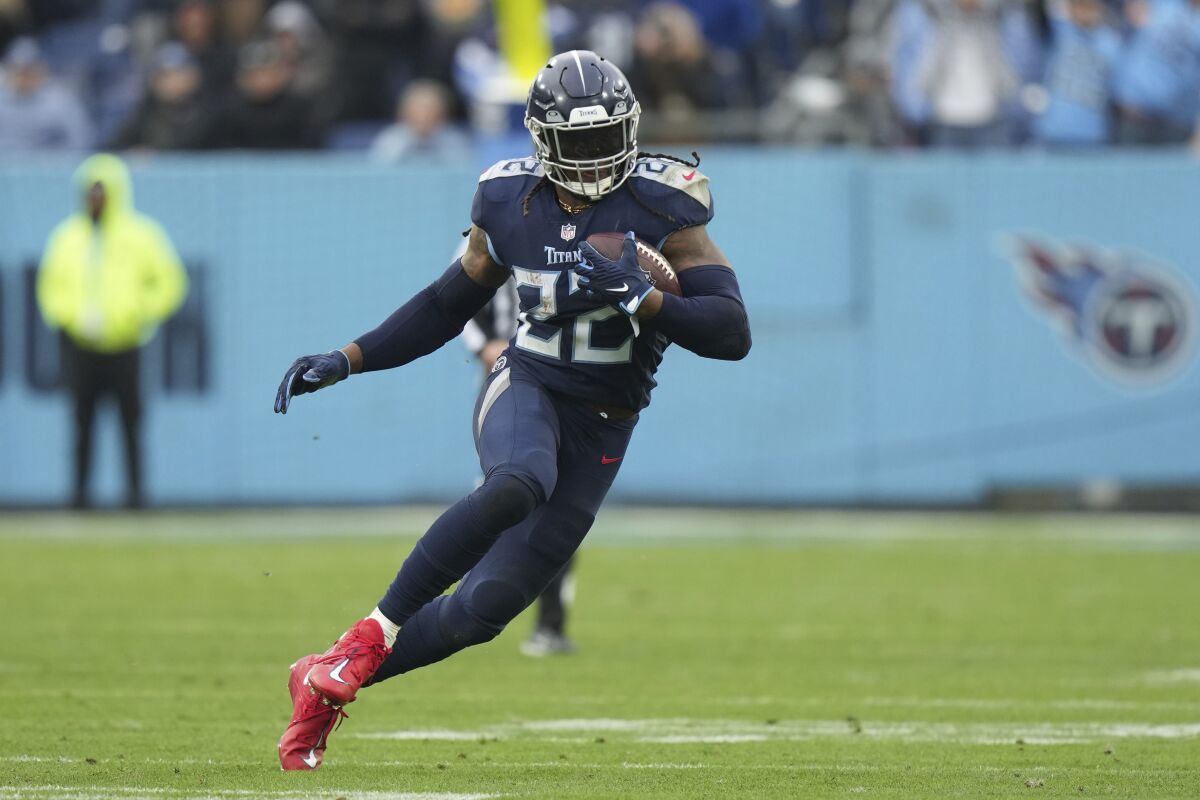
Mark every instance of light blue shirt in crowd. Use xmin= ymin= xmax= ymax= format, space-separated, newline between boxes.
xmin=0 ymin=80 xmax=92 ymax=151
xmin=1035 ymin=19 xmax=1122 ymax=145
xmin=368 ymin=125 xmax=473 ymax=164
xmin=1113 ymin=0 xmax=1200 ymax=124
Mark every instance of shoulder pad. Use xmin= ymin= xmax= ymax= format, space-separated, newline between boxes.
xmin=479 ymin=157 xmax=545 ymax=183
xmin=628 ymin=157 xmax=714 ymax=230
xmin=631 ymin=157 xmax=712 ymax=210
xmin=476 ymin=157 xmax=545 ymax=207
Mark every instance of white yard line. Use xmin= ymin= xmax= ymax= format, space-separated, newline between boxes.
xmin=1141 ymin=668 xmax=1200 ymax=684
xmin=860 ymin=695 xmax=1200 ymax=712
xmin=359 ymin=732 xmax=511 ymax=742
xmin=639 ymin=735 xmax=770 ymax=744
xmin=8 ymin=685 xmax=1194 ymax=713
xmin=2 ymin=509 xmax=1198 ymax=550
xmin=676 ymin=694 xmax=1200 ymax=713
xmin=355 ymin=717 xmax=1200 ymax=746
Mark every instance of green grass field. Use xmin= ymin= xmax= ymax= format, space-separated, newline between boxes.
xmin=2 ymin=508 xmax=1199 ymax=799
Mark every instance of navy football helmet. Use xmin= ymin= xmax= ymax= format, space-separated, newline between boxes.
xmin=525 ymin=50 xmax=640 ymax=200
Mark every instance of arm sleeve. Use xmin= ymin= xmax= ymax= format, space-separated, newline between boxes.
xmin=653 ymin=265 xmax=751 ymax=361
xmin=354 ymin=258 xmax=499 ymax=372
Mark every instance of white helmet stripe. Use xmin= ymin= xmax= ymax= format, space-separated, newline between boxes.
xmin=571 ymin=50 xmax=587 ymax=91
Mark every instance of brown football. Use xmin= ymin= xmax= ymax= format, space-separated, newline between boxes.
xmin=585 ymin=232 xmax=682 ymax=296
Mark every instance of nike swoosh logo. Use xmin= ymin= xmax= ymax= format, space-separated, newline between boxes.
xmin=328 ymin=657 xmax=352 ymax=684
xmin=682 ymin=170 xmax=697 ymax=181
xmin=601 ymin=455 xmax=623 ymax=465
xmin=606 ymin=283 xmax=629 ymax=294
xmin=302 ymin=750 xmax=319 ymax=769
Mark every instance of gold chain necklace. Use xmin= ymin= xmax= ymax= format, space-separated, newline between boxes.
xmin=555 ymin=192 xmax=593 ymax=215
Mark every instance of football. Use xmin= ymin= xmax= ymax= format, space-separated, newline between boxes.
xmin=585 ymin=232 xmax=682 ymax=296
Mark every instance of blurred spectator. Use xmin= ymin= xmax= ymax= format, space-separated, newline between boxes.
xmin=421 ymin=0 xmax=481 ymax=117
xmin=890 ymin=0 xmax=1039 ymax=149
xmin=8 ymin=0 xmax=91 ymax=34
xmin=0 ymin=36 xmax=92 ymax=151
xmin=110 ymin=41 xmax=213 ymax=150
xmin=175 ymin=0 xmax=235 ymax=97
xmin=1031 ymin=0 xmax=1120 ymax=147
xmin=264 ymin=0 xmax=331 ymax=99
xmin=574 ymin=6 xmax=637 ymax=70
xmin=631 ymin=2 xmax=725 ymax=124
xmin=0 ymin=0 xmax=30 ymax=55
xmin=315 ymin=0 xmax=430 ymax=121
xmin=219 ymin=0 xmax=265 ymax=47
xmin=661 ymin=0 xmax=762 ymax=54
xmin=14 ymin=0 xmax=1191 ymax=152
xmin=203 ymin=39 xmax=322 ymax=149
xmin=661 ymin=0 xmax=764 ymax=104
xmin=37 ymin=154 xmax=188 ymax=510
xmin=369 ymin=79 xmax=471 ymax=162
xmin=85 ymin=16 xmax=144 ymax=147
xmin=844 ymin=0 xmax=905 ymax=146
xmin=1112 ymin=0 xmax=1200 ymax=146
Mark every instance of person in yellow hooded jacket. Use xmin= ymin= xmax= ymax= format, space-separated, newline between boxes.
xmin=37 ymin=154 xmax=188 ymax=509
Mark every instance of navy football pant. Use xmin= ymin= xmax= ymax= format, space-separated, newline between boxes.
xmin=369 ymin=365 xmax=635 ymax=683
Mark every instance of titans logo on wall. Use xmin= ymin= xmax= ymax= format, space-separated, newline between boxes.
xmin=1010 ymin=237 xmax=1196 ymax=384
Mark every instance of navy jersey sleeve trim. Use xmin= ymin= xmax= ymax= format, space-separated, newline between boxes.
xmin=484 ymin=232 xmax=504 ymax=266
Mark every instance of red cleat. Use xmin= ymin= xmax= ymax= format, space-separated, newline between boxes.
xmin=278 ymin=654 xmax=347 ymax=771
xmin=305 ymin=618 xmax=391 ymax=707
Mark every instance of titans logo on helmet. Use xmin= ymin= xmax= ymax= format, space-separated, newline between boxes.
xmin=1010 ymin=237 xmax=1197 ymax=385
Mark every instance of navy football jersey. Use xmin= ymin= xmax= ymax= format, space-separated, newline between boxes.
xmin=471 ymin=156 xmax=715 ymax=410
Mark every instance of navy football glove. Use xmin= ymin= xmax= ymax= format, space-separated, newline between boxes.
xmin=575 ymin=231 xmax=655 ymax=316
xmin=273 ymin=350 xmax=351 ymax=414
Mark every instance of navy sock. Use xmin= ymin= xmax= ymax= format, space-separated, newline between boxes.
xmin=376 ymin=474 xmax=537 ymax=625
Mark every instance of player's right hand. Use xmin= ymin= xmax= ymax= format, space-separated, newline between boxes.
xmin=274 ymin=350 xmax=351 ymax=414
xmin=576 ymin=231 xmax=655 ymax=317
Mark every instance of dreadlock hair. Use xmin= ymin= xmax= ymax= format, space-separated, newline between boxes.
xmin=521 ymin=174 xmax=552 ymax=217
xmin=520 ymin=150 xmax=703 ymax=223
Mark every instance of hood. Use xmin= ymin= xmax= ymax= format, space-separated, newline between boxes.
xmin=73 ymin=153 xmax=134 ymax=219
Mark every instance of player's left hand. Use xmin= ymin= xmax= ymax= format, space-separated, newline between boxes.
xmin=273 ymin=350 xmax=351 ymax=414
xmin=576 ymin=231 xmax=655 ymax=316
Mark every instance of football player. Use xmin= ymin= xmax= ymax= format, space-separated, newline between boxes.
xmin=273 ymin=50 xmax=751 ymax=770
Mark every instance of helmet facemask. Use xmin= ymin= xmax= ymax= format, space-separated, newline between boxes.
xmin=526 ymin=104 xmax=640 ymax=201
